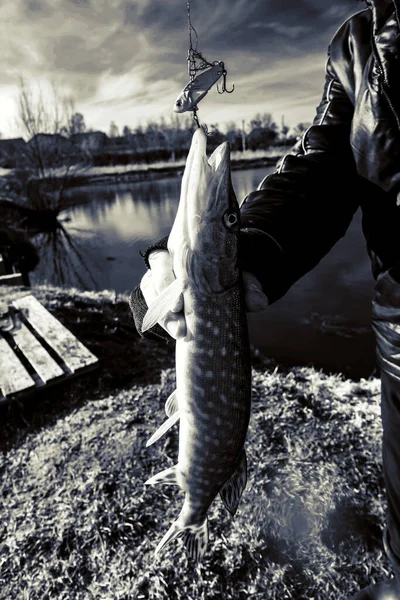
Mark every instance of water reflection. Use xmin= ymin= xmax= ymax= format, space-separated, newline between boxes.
xmin=32 ymin=222 xmax=100 ymax=289
xmin=31 ymin=169 xmax=269 ymax=293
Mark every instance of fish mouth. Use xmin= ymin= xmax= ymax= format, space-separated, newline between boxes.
xmin=191 ymin=126 xmax=230 ymax=177
xmin=189 ymin=127 xmax=232 ymax=220
xmin=208 ymin=138 xmax=230 ymax=175
xmin=168 ymin=127 xmax=235 ymax=257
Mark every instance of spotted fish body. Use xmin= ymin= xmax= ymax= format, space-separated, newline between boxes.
xmin=142 ymin=127 xmax=251 ymax=559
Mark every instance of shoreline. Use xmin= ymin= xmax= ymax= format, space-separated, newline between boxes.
xmin=65 ymin=154 xmax=283 ymax=188
xmin=0 ymin=151 xmax=284 ymax=190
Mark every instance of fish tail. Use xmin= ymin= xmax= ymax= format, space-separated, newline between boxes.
xmin=155 ymin=518 xmax=209 ymax=561
xmin=219 ymin=449 xmax=247 ymax=516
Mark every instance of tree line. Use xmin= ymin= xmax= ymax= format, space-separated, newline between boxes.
xmin=76 ymin=112 xmax=310 ymax=157
xmin=0 ymin=79 xmax=311 ymax=214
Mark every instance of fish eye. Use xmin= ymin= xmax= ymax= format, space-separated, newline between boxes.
xmin=224 ymin=211 xmax=239 ymax=228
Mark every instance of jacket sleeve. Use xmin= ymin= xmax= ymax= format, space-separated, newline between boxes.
xmin=239 ymin=45 xmax=360 ymax=304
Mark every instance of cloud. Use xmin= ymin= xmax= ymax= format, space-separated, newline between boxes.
xmin=0 ymin=0 xmax=364 ymax=136
xmin=249 ymin=22 xmax=312 ymax=39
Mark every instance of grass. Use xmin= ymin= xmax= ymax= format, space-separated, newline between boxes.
xmin=0 ymin=285 xmax=391 ymax=599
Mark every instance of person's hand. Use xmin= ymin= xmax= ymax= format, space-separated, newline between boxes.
xmin=140 ymin=249 xmax=186 ymax=339
xmin=242 ymin=271 xmax=269 ymax=313
xmin=140 ymin=249 xmax=268 ymax=340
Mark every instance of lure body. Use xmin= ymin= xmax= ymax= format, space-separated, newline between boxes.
xmin=143 ymin=128 xmax=252 ymax=560
xmin=173 ymin=63 xmax=224 ymax=113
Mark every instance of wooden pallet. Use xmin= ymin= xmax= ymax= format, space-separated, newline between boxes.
xmin=0 ymin=294 xmax=98 ymax=402
xmin=0 ymin=252 xmax=24 ymax=285
xmin=0 ymin=273 xmax=24 ymax=285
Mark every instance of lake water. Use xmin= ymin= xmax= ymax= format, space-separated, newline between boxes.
xmin=30 ymin=167 xmax=377 ymax=380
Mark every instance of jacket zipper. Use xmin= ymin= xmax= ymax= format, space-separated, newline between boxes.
xmin=371 ymin=34 xmax=400 ymax=129
xmin=379 ymin=68 xmax=400 ymax=130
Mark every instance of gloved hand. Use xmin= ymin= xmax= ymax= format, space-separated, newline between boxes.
xmin=140 ymin=248 xmax=268 ymax=340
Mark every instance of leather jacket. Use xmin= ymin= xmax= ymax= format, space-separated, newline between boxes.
xmin=240 ymin=1 xmax=400 ymax=304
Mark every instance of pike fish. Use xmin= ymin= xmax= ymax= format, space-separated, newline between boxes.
xmin=142 ymin=127 xmax=252 ymax=560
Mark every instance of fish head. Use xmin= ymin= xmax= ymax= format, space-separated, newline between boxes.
xmin=168 ymin=127 xmax=240 ymax=295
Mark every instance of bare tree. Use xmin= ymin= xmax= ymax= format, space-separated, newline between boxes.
xmin=68 ymin=113 xmax=86 ymax=135
xmin=250 ymin=112 xmax=278 ymax=133
xmin=15 ymin=77 xmax=88 ymax=214
xmin=224 ymin=121 xmax=243 ymax=151
xmin=109 ymin=121 xmax=119 ymax=138
xmin=160 ymin=115 xmax=193 ymax=161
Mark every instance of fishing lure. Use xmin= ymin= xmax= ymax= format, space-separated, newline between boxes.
xmin=174 ymin=61 xmax=233 ymax=116
xmin=174 ymin=0 xmax=234 ymax=127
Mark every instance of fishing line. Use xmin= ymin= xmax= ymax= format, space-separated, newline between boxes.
xmin=186 ymin=0 xmax=213 ymax=79
xmin=180 ymin=0 xmax=234 ymax=130
xmin=186 ymin=0 xmax=233 ymax=93
xmin=186 ymin=0 xmax=213 ymax=128
xmin=187 ymin=0 xmax=198 ymax=64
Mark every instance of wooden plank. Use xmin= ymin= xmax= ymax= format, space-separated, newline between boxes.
xmin=0 ymin=336 xmax=36 ymax=397
xmin=11 ymin=321 xmax=65 ymax=384
xmin=12 ymin=295 xmax=98 ymax=373
xmin=0 ymin=273 xmax=24 ymax=286
xmin=0 ymin=255 xmax=6 ymax=276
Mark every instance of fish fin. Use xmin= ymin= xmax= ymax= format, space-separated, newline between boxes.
xmin=146 ymin=410 xmax=181 ymax=447
xmin=155 ymin=518 xmax=209 ymax=561
xmin=219 ymin=449 xmax=247 ymax=516
xmin=165 ymin=389 xmax=179 ymax=416
xmin=144 ymin=465 xmax=179 ymax=486
xmin=141 ymin=278 xmax=183 ymax=333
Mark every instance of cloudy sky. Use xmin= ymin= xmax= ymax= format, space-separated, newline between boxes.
xmin=0 ymin=0 xmax=363 ymax=139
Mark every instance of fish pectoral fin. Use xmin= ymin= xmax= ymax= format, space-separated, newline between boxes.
xmin=165 ymin=389 xmax=179 ymax=417
xmin=146 ymin=410 xmax=181 ymax=447
xmin=219 ymin=449 xmax=247 ymax=517
xmin=141 ymin=278 xmax=183 ymax=333
xmin=144 ymin=465 xmax=179 ymax=486
xmin=155 ymin=518 xmax=209 ymax=561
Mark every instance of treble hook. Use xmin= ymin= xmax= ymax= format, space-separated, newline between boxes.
xmin=217 ymin=69 xmax=235 ymax=94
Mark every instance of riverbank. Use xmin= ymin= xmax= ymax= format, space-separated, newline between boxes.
xmin=65 ymin=149 xmax=284 ymax=188
xmin=0 ymin=149 xmax=285 ymax=192
xmin=73 ymin=157 xmax=282 ymax=187
xmin=0 ymin=283 xmax=390 ymax=599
